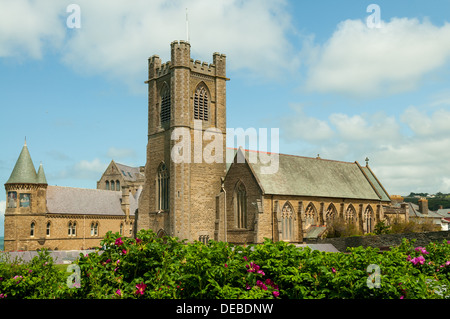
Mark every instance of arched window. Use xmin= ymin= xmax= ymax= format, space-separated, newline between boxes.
xmin=46 ymin=221 xmax=51 ymax=237
xmin=30 ymin=222 xmax=35 ymax=237
xmin=116 ymin=180 xmax=120 ymax=191
xmin=68 ymin=221 xmax=76 ymax=236
xmin=91 ymin=222 xmax=99 ymax=236
xmin=106 ymin=181 xmax=110 ymax=190
xmin=194 ymin=84 xmax=209 ymax=121
xmin=364 ymin=205 xmax=374 ymax=233
xmin=234 ymin=182 xmax=247 ymax=228
xmin=345 ymin=204 xmax=356 ymax=223
xmin=305 ymin=203 xmax=317 ymax=227
xmin=281 ymin=202 xmax=294 ymax=241
xmin=111 ymin=181 xmax=115 ymax=191
xmin=120 ymin=223 xmax=124 ymax=235
xmin=325 ymin=204 xmax=337 ymax=224
xmin=157 ymin=163 xmax=169 ymax=211
xmin=160 ymin=83 xmax=171 ymax=123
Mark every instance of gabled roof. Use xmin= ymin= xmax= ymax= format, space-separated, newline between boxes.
xmin=114 ymin=162 xmax=144 ymax=182
xmin=6 ymin=142 xmax=38 ymax=184
xmin=46 ymin=186 xmax=125 ymax=216
xmin=227 ymin=148 xmax=389 ymax=201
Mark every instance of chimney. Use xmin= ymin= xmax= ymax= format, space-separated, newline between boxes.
xmin=418 ymin=197 xmax=428 ymax=215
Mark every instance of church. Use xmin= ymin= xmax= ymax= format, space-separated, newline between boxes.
xmin=135 ymin=40 xmax=408 ymax=244
xmin=3 ymin=40 xmax=408 ymax=251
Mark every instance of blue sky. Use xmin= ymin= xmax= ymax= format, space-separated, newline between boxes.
xmin=2 ymin=0 xmax=450 ymax=236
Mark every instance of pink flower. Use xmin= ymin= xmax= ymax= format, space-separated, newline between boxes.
xmin=415 ymin=247 xmax=429 ymax=254
xmin=116 ymin=289 xmax=121 ymax=296
xmin=0 ymin=293 xmax=7 ymax=299
xmin=135 ymin=238 xmax=142 ymax=244
xmin=400 ymin=295 xmax=404 ymax=299
xmin=273 ymin=291 xmax=280 ymax=298
xmin=122 ymin=249 xmax=127 ymax=255
xmin=446 ymin=261 xmax=450 ymax=266
xmin=410 ymin=255 xmax=425 ymax=265
xmin=135 ymin=282 xmax=147 ymax=296
xmin=331 ymin=267 xmax=336 ymax=274
xmin=224 ymin=263 xmax=228 ymax=268
xmin=115 ymin=237 xmax=124 ymax=246
xmin=243 ymin=256 xmax=248 ymax=261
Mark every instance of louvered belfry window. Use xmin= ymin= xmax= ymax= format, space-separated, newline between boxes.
xmin=194 ymin=85 xmax=209 ymax=121
xmin=160 ymin=84 xmax=171 ymax=123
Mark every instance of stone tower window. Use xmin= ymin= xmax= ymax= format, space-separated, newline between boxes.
xmin=46 ymin=222 xmax=51 ymax=236
xmin=157 ymin=163 xmax=169 ymax=211
xmin=160 ymin=83 xmax=171 ymax=123
xmin=281 ymin=202 xmax=294 ymax=241
xmin=194 ymin=84 xmax=209 ymax=121
xmin=30 ymin=222 xmax=35 ymax=237
xmin=234 ymin=182 xmax=247 ymax=228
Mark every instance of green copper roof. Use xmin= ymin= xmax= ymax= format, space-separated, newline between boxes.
xmin=36 ymin=162 xmax=48 ymax=185
xmin=6 ymin=143 xmax=38 ymax=184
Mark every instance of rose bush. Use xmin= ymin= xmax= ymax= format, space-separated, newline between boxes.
xmin=0 ymin=230 xmax=448 ymax=299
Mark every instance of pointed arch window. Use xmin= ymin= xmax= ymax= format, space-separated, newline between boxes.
xmin=194 ymin=84 xmax=209 ymax=121
xmin=160 ymin=83 xmax=171 ymax=123
xmin=345 ymin=205 xmax=356 ymax=223
xmin=234 ymin=182 xmax=247 ymax=228
xmin=364 ymin=205 xmax=374 ymax=233
xmin=305 ymin=203 xmax=317 ymax=227
xmin=46 ymin=221 xmax=51 ymax=237
xmin=281 ymin=202 xmax=294 ymax=241
xmin=157 ymin=163 xmax=169 ymax=211
xmin=30 ymin=222 xmax=35 ymax=237
xmin=116 ymin=180 xmax=120 ymax=191
xmin=68 ymin=221 xmax=77 ymax=236
xmin=325 ymin=204 xmax=337 ymax=224
xmin=106 ymin=181 xmax=110 ymax=190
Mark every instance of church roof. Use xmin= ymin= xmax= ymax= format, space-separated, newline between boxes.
xmin=228 ymin=148 xmax=390 ymax=201
xmin=114 ymin=162 xmax=144 ymax=182
xmin=6 ymin=142 xmax=38 ymax=184
xmin=46 ymin=186 xmax=126 ymax=216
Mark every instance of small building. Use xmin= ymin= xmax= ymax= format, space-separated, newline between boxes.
xmin=3 ymin=142 xmax=137 ymax=252
xmin=406 ymin=199 xmax=450 ymax=231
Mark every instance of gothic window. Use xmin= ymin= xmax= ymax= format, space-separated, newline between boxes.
xmin=345 ymin=205 xmax=356 ymax=223
xmin=106 ymin=181 xmax=110 ymax=190
xmin=111 ymin=181 xmax=115 ymax=191
xmin=281 ymin=202 xmax=294 ymax=241
xmin=160 ymin=83 xmax=171 ymax=123
xmin=364 ymin=205 xmax=374 ymax=233
xmin=305 ymin=203 xmax=316 ymax=227
xmin=157 ymin=163 xmax=169 ymax=211
xmin=116 ymin=180 xmax=120 ymax=191
xmin=325 ymin=204 xmax=337 ymax=224
xmin=30 ymin=222 xmax=35 ymax=237
xmin=194 ymin=84 xmax=209 ymax=121
xmin=234 ymin=182 xmax=247 ymax=228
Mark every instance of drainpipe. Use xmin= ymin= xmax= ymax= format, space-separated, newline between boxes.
xmin=221 ymin=177 xmax=227 ymax=242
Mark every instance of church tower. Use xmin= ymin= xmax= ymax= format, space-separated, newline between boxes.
xmin=4 ymin=141 xmax=48 ymax=251
xmin=137 ymin=41 xmax=228 ymax=242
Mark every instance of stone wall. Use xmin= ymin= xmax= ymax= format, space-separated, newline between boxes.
xmin=305 ymin=231 xmax=450 ymax=252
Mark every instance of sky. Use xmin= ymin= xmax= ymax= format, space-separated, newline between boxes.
xmin=1 ymin=0 xmax=450 ymax=236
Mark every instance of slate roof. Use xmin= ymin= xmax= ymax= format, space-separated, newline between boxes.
xmin=6 ymin=143 xmax=41 ymax=184
xmin=46 ymin=186 xmax=126 ymax=216
xmin=227 ymin=148 xmax=390 ymax=201
xmin=114 ymin=162 xmax=144 ymax=182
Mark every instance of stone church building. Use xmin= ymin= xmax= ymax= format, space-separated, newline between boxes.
xmin=3 ymin=40 xmax=407 ymax=251
xmin=136 ymin=40 xmax=408 ymax=244
xmin=3 ymin=142 xmax=140 ymax=252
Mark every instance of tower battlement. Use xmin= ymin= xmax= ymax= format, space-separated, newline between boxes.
xmin=147 ymin=40 xmax=227 ymax=81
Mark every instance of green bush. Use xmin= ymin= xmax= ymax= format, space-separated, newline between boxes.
xmin=0 ymin=230 xmax=449 ymax=299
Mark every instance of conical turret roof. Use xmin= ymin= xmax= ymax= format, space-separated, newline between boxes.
xmin=5 ymin=141 xmax=38 ymax=184
xmin=36 ymin=162 xmax=48 ymax=185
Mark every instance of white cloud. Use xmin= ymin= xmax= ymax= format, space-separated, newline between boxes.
xmin=0 ymin=200 xmax=5 ymax=236
xmin=106 ymin=147 xmax=137 ymax=160
xmin=0 ymin=0 xmax=65 ymax=59
xmin=281 ymin=107 xmax=450 ymax=195
xmin=304 ymin=17 xmax=450 ymax=97
xmin=54 ymin=158 xmax=107 ymax=181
